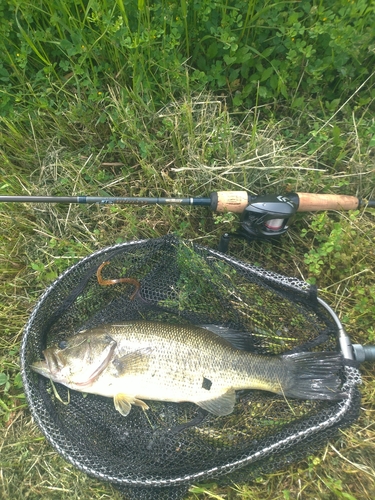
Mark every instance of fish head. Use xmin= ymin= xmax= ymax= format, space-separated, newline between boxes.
xmin=30 ymin=331 xmax=117 ymax=388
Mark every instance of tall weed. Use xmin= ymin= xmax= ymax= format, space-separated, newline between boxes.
xmin=1 ymin=0 xmax=374 ymax=117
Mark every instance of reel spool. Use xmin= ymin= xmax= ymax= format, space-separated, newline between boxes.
xmin=239 ymin=194 xmax=297 ymax=240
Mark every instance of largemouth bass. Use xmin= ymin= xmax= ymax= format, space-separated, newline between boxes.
xmin=31 ymin=321 xmax=346 ymax=417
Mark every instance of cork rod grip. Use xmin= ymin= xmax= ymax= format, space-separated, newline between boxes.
xmin=211 ymin=191 xmax=250 ymax=213
xmin=296 ymin=193 xmax=360 ymax=212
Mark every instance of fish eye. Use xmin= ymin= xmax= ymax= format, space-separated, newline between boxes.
xmin=58 ymin=340 xmax=68 ymax=350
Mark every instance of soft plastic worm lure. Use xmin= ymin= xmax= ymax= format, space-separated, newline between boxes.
xmin=96 ymin=261 xmax=140 ymax=300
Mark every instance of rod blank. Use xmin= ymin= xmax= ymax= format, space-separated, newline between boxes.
xmin=0 ymin=195 xmax=211 ymax=207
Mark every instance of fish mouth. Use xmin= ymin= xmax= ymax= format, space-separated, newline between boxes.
xmin=30 ymin=359 xmax=51 ymax=377
xmin=30 ymin=350 xmax=63 ymax=377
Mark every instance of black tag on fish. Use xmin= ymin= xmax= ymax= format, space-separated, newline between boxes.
xmin=202 ymin=377 xmax=212 ymax=391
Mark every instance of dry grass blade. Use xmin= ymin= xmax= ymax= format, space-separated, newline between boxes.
xmin=1 ymin=85 xmax=375 ymax=500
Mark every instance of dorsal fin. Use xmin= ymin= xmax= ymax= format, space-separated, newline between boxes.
xmin=199 ymin=324 xmax=254 ymax=351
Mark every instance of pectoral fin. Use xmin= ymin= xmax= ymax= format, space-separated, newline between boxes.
xmin=113 ymin=347 xmax=152 ymax=375
xmin=196 ymin=388 xmax=236 ymax=416
xmin=114 ymin=393 xmax=149 ymax=416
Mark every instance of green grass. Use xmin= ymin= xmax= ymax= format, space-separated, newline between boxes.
xmin=1 ymin=0 xmax=375 ymax=499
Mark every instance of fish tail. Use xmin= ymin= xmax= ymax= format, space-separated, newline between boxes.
xmin=280 ymin=351 xmax=347 ymax=400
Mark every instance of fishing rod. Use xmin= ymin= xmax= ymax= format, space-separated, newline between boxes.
xmin=1 ymin=191 xmax=374 ymax=210
xmin=1 ymin=191 xmax=374 ymax=243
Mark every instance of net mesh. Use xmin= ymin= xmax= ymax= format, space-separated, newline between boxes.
xmin=20 ymin=235 xmax=362 ymax=500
